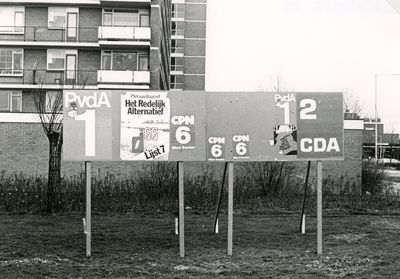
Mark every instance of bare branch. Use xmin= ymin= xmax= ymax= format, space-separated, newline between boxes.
xmin=32 ymin=84 xmax=63 ymax=139
xmin=257 ymin=71 xmax=295 ymax=93
xmin=342 ymin=85 xmax=364 ymax=116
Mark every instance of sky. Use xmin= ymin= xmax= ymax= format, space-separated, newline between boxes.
xmin=205 ymin=0 xmax=400 ymax=133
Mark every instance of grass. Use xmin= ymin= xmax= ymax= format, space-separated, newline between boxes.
xmin=1 ymin=164 xmax=399 ymax=277
xmin=1 ymin=208 xmax=400 ymax=278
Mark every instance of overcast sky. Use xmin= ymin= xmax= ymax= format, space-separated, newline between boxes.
xmin=205 ymin=0 xmax=400 ymax=132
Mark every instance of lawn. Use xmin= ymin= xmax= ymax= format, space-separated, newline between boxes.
xmin=1 ymin=208 xmax=399 ymax=278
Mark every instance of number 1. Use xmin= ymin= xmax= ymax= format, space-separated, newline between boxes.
xmin=277 ymin=102 xmax=290 ymax=124
xmin=75 ymin=110 xmax=96 ymax=156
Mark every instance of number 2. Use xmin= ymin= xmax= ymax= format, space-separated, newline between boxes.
xmin=300 ymin=99 xmax=317 ymax=119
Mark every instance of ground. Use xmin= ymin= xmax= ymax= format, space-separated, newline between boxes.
xmin=0 ymin=208 xmax=399 ymax=278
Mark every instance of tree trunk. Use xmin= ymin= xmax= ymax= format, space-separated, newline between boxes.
xmin=47 ymin=132 xmax=62 ymax=213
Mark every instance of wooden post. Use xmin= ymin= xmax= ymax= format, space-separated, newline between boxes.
xmin=317 ymin=161 xmax=322 ymax=255
xmin=85 ymin=161 xmax=91 ymax=257
xmin=227 ymin=162 xmax=233 ymax=255
xmin=178 ymin=162 xmax=185 ymax=257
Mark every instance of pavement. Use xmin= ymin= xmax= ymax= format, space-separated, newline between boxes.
xmin=384 ymin=169 xmax=400 ymax=193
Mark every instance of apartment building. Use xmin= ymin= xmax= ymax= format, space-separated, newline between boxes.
xmin=0 ymin=0 xmax=207 ymax=175
xmin=170 ymin=0 xmax=206 ymax=90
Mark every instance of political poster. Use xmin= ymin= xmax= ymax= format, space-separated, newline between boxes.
xmin=63 ymin=90 xmax=343 ymax=162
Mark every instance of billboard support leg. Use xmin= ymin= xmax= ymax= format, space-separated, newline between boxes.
xmin=85 ymin=161 xmax=91 ymax=257
xmin=317 ymin=161 xmax=323 ymax=255
xmin=214 ymin=162 xmax=228 ymax=233
xmin=228 ymin=162 xmax=233 ymax=255
xmin=178 ymin=161 xmax=185 ymax=257
xmin=300 ymin=161 xmax=311 ymax=232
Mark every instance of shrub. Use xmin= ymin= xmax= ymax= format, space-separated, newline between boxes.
xmin=362 ymin=161 xmax=386 ymax=195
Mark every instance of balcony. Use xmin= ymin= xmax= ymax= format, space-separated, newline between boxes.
xmin=0 ymin=26 xmax=98 ymax=43
xmin=0 ymin=69 xmax=150 ymax=86
xmin=97 ymin=70 xmax=150 ymax=84
xmin=0 ymin=69 xmax=97 ymax=87
xmin=0 ymin=25 xmax=151 ymax=44
xmin=98 ymin=26 xmax=151 ymax=40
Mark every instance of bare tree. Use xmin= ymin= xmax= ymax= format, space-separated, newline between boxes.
xmin=343 ymin=85 xmax=364 ymax=116
xmin=257 ymin=71 xmax=295 ymax=93
xmin=385 ymin=122 xmax=398 ymax=167
xmin=245 ymin=72 xmax=296 ymax=197
xmin=33 ymin=85 xmax=63 ymax=213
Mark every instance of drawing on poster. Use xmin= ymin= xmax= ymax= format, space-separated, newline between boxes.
xmin=273 ymin=124 xmax=297 ymax=155
xmin=120 ymin=92 xmax=170 ymax=160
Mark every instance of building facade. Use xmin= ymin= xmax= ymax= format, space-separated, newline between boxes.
xmin=363 ymin=119 xmax=400 ymax=161
xmin=170 ymin=0 xmax=206 ymax=90
xmin=0 ymin=0 xmax=207 ymax=175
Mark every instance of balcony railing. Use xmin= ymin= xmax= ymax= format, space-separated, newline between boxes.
xmin=0 ymin=69 xmax=97 ymax=86
xmin=98 ymin=26 xmax=151 ymax=40
xmin=0 ymin=69 xmax=150 ymax=86
xmin=98 ymin=70 xmax=150 ymax=84
xmin=0 ymin=25 xmax=151 ymax=43
xmin=0 ymin=26 xmax=98 ymax=43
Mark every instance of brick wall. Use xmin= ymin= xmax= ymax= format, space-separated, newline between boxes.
xmin=184 ymin=39 xmax=206 ymax=56
xmin=24 ymin=49 xmax=47 ymax=85
xmin=185 ymin=2 xmax=207 ymax=20
xmin=21 ymin=91 xmax=36 ymax=113
xmin=0 ymin=122 xmax=49 ymax=175
xmin=184 ymin=57 xmax=205 ymax=74
xmin=183 ymin=75 xmax=206 ymax=90
xmin=25 ymin=7 xmax=48 ymax=27
xmin=79 ymin=8 xmax=101 ymax=42
xmin=322 ymin=128 xmax=363 ymax=182
xmin=79 ymin=8 xmax=101 ymax=27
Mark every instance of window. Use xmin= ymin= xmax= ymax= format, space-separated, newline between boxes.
xmin=101 ymin=51 xmax=112 ymax=70
xmin=0 ymin=48 xmax=23 ymax=75
xmin=170 ymin=75 xmax=184 ymax=90
xmin=47 ymin=49 xmax=65 ymax=70
xmin=48 ymin=7 xmax=78 ymax=29
xmin=114 ymin=10 xmax=138 ymax=26
xmin=47 ymin=49 xmax=77 ymax=71
xmin=0 ymin=91 xmax=22 ymax=112
xmin=140 ymin=14 xmax=149 ymax=27
xmin=103 ymin=9 xmax=113 ymax=26
xmin=0 ymin=6 xmax=24 ymax=33
xmin=171 ymin=39 xmax=184 ymax=54
xmin=172 ymin=22 xmax=184 ymax=37
xmin=113 ymin=52 xmax=137 ymax=71
xmin=171 ymin=57 xmax=183 ymax=72
xmin=172 ymin=4 xmax=185 ymax=19
xmin=138 ymin=55 xmax=149 ymax=71
xmin=101 ymin=51 xmax=149 ymax=71
xmin=102 ymin=9 xmax=148 ymax=27
xmin=46 ymin=91 xmax=61 ymax=112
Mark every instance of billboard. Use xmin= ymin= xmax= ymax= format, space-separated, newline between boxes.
xmin=63 ymin=90 xmax=343 ymax=162
xmin=206 ymin=92 xmax=343 ymax=161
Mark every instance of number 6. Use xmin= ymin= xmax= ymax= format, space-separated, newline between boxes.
xmin=176 ymin=126 xmax=191 ymax=144
xmin=211 ymin=144 xmax=222 ymax=157
xmin=236 ymin=142 xmax=247 ymax=156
